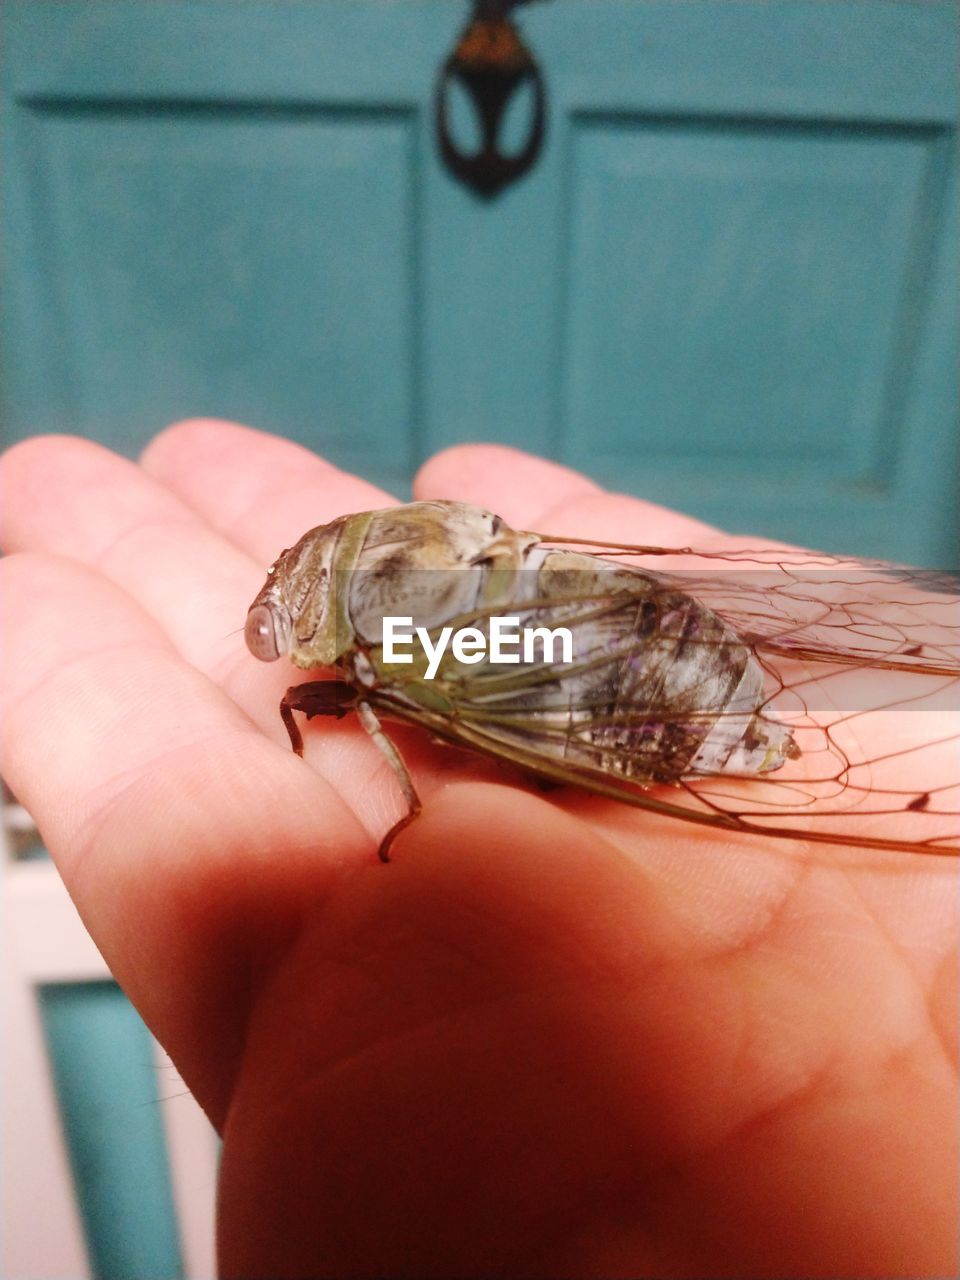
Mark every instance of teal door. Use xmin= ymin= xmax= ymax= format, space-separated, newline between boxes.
xmin=3 ymin=2 xmax=957 ymax=564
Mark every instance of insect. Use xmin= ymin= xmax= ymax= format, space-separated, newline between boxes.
xmin=245 ymin=501 xmax=960 ymax=861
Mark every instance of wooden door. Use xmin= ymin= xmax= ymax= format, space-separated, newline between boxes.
xmin=3 ymin=2 xmax=957 ymax=563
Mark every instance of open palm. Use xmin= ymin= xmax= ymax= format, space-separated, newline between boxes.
xmin=1 ymin=420 xmax=955 ymax=1279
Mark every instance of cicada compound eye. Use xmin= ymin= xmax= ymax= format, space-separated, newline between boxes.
xmin=245 ymin=603 xmax=289 ymax=662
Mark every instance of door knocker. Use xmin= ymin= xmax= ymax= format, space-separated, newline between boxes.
xmin=435 ymin=0 xmax=548 ymax=197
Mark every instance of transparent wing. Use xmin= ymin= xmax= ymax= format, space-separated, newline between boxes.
xmin=370 ymin=544 xmax=960 ymax=857
xmin=531 ymin=534 xmax=960 ymax=671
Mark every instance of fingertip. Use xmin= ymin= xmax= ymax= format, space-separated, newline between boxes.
xmin=413 ymin=444 xmax=602 ymax=527
xmin=141 ymin=417 xmax=307 ymax=477
xmin=0 ymin=435 xmax=129 ymax=552
xmin=529 ymin=489 xmax=723 ymax=545
xmin=1 ymin=432 xmax=104 ymax=477
xmin=139 ymin=418 xmax=397 ymax=557
xmin=414 ymin=443 xmax=724 ymax=547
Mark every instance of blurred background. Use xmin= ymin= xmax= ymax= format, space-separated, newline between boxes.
xmin=3 ymin=2 xmax=958 ymax=562
xmin=1 ymin=3 xmax=957 ymax=1278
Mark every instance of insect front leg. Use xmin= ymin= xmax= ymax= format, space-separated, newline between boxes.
xmin=280 ymin=681 xmax=357 ymax=756
xmin=355 ymin=700 xmax=423 ymax=863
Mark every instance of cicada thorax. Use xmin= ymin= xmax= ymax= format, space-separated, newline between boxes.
xmin=341 ymin=503 xmax=535 ymax=653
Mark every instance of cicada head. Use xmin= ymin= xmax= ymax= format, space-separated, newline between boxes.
xmin=245 ymin=515 xmax=359 ymax=670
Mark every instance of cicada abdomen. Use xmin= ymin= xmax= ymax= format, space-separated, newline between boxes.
xmin=392 ymin=547 xmax=800 ymax=786
xmin=245 ymin=501 xmax=960 ymax=860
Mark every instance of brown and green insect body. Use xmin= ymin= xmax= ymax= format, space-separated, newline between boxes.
xmin=246 ymin=501 xmax=799 ymax=859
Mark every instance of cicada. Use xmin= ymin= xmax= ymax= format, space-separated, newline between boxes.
xmin=245 ymin=501 xmax=960 ymax=861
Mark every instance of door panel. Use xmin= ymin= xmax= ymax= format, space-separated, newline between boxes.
xmin=9 ymin=100 xmax=421 ymax=485
xmin=563 ymin=120 xmax=934 ymax=474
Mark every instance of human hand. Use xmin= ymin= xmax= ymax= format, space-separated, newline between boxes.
xmin=0 ymin=420 xmax=956 ymax=1278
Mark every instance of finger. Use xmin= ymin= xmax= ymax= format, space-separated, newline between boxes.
xmin=0 ymin=551 xmax=368 ymax=1121
xmin=0 ymin=434 xmax=445 ymax=845
xmin=0 ymin=433 xmax=281 ymax=739
xmin=413 ymin=444 xmax=722 ymax=544
xmin=141 ymin=417 xmax=395 ymax=562
xmin=0 ymin=433 xmax=255 ymax=662
xmin=413 ymin=444 xmax=602 ymax=527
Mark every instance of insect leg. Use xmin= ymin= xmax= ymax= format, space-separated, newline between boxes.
xmin=280 ymin=681 xmax=357 ymax=756
xmin=356 ymin=700 xmax=423 ymax=863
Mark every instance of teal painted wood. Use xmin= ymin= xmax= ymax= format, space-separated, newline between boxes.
xmin=5 ymin=101 xmax=421 ymax=481
xmin=3 ymin=1 xmax=957 ymax=563
xmin=39 ymin=982 xmax=183 ymax=1280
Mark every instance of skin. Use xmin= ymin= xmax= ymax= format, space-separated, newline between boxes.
xmin=0 ymin=419 xmax=956 ymax=1279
